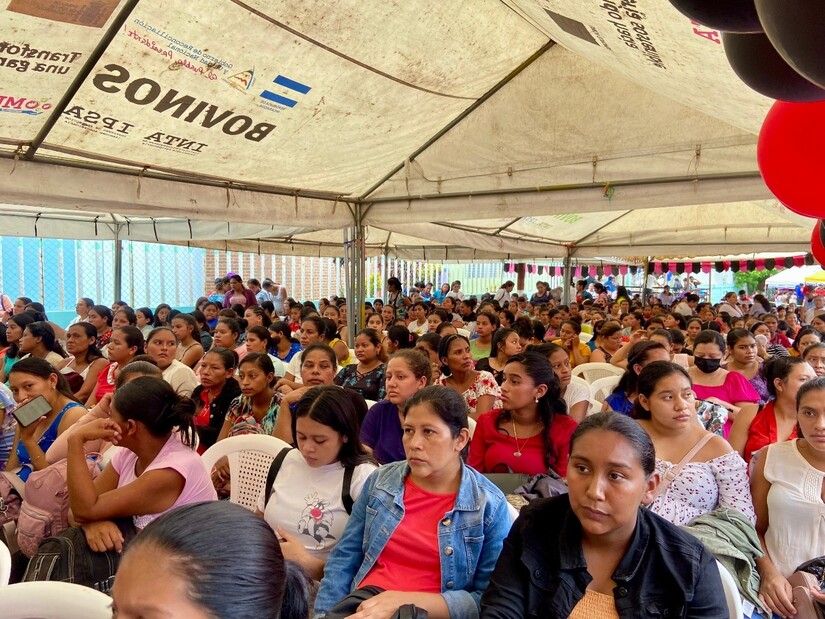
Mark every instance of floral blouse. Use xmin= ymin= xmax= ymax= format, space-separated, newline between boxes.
xmin=334 ymin=363 xmax=386 ymax=402
xmin=437 ymin=370 xmax=501 ymax=415
xmin=226 ymin=394 xmax=280 ymax=437
xmin=649 ymin=450 xmax=755 ymax=526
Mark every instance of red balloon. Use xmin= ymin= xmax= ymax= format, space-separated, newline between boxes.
xmin=811 ymin=221 xmax=825 ymax=265
xmin=758 ymin=101 xmax=825 ymax=218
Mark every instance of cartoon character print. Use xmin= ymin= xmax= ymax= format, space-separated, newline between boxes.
xmin=298 ymin=492 xmax=335 ymax=550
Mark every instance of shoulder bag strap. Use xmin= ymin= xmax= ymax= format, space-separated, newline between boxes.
xmin=263 ymin=447 xmax=294 ymax=506
xmin=651 ymin=433 xmax=714 ymax=501
xmin=342 ymin=465 xmax=355 ymax=515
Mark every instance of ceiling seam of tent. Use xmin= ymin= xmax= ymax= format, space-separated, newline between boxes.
xmin=229 ymin=1 xmax=475 ymax=101
xmin=0 ymin=152 xmax=346 ymax=203
xmin=24 ymin=0 xmax=140 ymax=160
xmin=365 ymin=171 xmax=763 ymax=204
xmin=426 ymin=221 xmax=567 ymax=247
xmin=358 ymin=39 xmax=557 ymax=204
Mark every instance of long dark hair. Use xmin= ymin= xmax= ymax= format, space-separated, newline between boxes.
xmin=632 ymin=361 xmax=691 ymax=420
xmin=437 ymin=334 xmax=470 ymax=377
xmin=67 ymin=322 xmax=104 ymax=363
xmin=570 ymin=412 xmax=655 ymax=476
xmin=26 ymin=321 xmax=67 ymax=358
xmin=612 ymin=341 xmax=667 ymax=396
xmin=113 ymin=376 xmax=196 ymax=447
xmin=9 ymin=356 xmax=77 ymax=402
xmin=500 ymin=352 xmax=568 ymax=471
xmin=122 ymin=501 xmax=286 ymax=618
xmin=7 ymin=312 xmax=37 ymax=358
xmin=404 ymin=385 xmax=469 ymax=459
xmin=292 ymin=386 xmax=375 ymax=468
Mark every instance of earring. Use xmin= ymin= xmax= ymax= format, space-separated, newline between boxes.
xmin=535 ymin=397 xmax=539 ymax=403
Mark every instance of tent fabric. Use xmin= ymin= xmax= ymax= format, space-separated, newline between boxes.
xmin=0 ymin=0 xmax=814 ymax=260
xmin=765 ymin=267 xmax=823 ymax=289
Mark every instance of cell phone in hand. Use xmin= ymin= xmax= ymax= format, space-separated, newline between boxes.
xmin=12 ymin=395 xmax=51 ymax=427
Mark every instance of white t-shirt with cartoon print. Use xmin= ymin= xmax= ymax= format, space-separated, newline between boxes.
xmin=258 ymin=449 xmax=377 ymax=558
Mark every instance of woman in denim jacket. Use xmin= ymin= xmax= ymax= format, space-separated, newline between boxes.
xmin=480 ymin=412 xmax=728 ymax=618
xmin=314 ymin=385 xmax=511 ymax=618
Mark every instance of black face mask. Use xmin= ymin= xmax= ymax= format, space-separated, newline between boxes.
xmin=694 ymin=357 xmax=721 ymax=374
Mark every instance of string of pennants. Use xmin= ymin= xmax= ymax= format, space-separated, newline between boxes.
xmin=505 ymin=254 xmax=815 ymax=278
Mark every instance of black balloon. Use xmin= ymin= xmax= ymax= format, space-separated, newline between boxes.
xmin=757 ymin=0 xmax=825 ymax=89
xmin=723 ymin=32 xmax=825 ymax=101
xmin=667 ymin=0 xmax=762 ymax=33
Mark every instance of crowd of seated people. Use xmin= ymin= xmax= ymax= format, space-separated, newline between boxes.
xmin=2 ymin=276 xmax=825 ymax=618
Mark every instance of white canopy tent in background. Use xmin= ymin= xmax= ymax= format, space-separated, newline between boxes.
xmin=0 ymin=0 xmax=815 ymax=317
xmin=765 ymin=266 xmax=823 ymax=289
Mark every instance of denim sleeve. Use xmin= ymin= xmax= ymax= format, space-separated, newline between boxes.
xmin=479 ymin=508 xmax=529 ymax=619
xmin=686 ymin=544 xmax=729 ymax=619
xmin=442 ymin=491 xmax=512 ymax=618
xmin=313 ymin=470 xmax=375 ymax=617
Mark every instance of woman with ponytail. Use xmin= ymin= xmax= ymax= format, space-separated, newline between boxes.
xmin=67 ymin=376 xmax=217 ymax=553
xmin=468 ymin=352 xmax=577 ymax=477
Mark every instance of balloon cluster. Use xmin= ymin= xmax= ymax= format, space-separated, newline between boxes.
xmin=668 ymin=0 xmax=825 ymax=261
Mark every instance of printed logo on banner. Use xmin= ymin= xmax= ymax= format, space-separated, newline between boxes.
xmin=61 ymin=105 xmax=135 ymax=138
xmin=225 ymin=68 xmax=256 ymax=92
xmin=7 ymin=0 xmax=119 ymax=28
xmin=91 ymin=63 xmax=276 ymax=142
xmin=257 ymin=75 xmax=312 ymax=113
xmin=0 ymin=96 xmax=52 ymax=115
xmin=0 ymin=42 xmax=83 ymax=75
xmin=142 ymin=131 xmax=207 ymax=155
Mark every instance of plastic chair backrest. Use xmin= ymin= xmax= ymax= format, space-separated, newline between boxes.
xmin=569 ymin=375 xmax=590 ymax=393
xmin=0 ymin=538 xmax=10 ymax=586
xmin=590 ymin=376 xmax=621 ymax=402
xmin=579 ymin=332 xmax=593 ymax=344
xmin=0 ymin=581 xmax=112 ymax=617
xmin=587 ymin=398 xmax=604 ymax=416
xmin=716 ymin=560 xmax=744 ymax=618
xmin=467 ymin=416 xmax=477 ymax=439
xmin=572 ymin=362 xmax=624 ymax=383
xmin=201 ymin=434 xmax=292 ymax=511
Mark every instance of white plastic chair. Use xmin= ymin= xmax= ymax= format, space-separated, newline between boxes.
xmin=201 ymin=434 xmax=291 ymax=511
xmin=0 ymin=581 xmax=112 ymax=617
xmin=587 ymin=398 xmax=604 ymax=416
xmin=716 ymin=560 xmax=744 ymax=619
xmin=572 ymin=362 xmax=624 ymax=383
xmin=579 ymin=332 xmax=593 ymax=344
xmin=467 ymin=416 xmax=477 ymax=439
xmin=569 ymin=375 xmax=589 ymax=393
xmin=0 ymin=539 xmax=10 ymax=586
xmin=590 ymin=375 xmax=621 ymax=402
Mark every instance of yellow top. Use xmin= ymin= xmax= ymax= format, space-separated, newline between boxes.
xmin=551 ymin=339 xmax=592 ymax=368
xmin=569 ymin=589 xmax=620 ymax=619
xmin=330 ymin=338 xmax=354 ymax=366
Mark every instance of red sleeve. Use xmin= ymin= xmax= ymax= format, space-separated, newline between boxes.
xmin=468 ymin=411 xmax=494 ymax=471
xmin=549 ymin=415 xmax=579 ymax=478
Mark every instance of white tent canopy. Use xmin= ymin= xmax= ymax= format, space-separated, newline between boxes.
xmin=0 ymin=0 xmax=814 ymax=260
xmin=765 ymin=266 xmax=823 ymax=289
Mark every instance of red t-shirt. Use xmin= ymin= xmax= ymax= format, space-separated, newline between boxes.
xmin=468 ymin=409 xmax=578 ymax=477
xmin=94 ymin=362 xmax=117 ymax=402
xmin=359 ymin=477 xmax=456 ymax=593
xmin=743 ymin=401 xmax=797 ymax=464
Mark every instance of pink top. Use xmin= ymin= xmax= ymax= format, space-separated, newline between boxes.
xmin=468 ymin=409 xmax=578 ymax=477
xmin=110 ymin=434 xmax=217 ymax=529
xmin=692 ymin=372 xmax=760 ymax=437
xmin=436 ymin=370 xmax=501 ymax=415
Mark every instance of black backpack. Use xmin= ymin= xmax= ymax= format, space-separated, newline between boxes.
xmin=23 ymin=518 xmax=136 ymax=592
xmin=264 ymin=447 xmax=354 ymax=515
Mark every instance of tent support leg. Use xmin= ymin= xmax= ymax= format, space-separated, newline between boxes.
xmin=113 ymin=235 xmax=122 ymax=304
xmin=643 ymin=257 xmax=652 ymax=307
xmin=382 ymin=249 xmax=389 ymax=303
xmin=344 ymin=205 xmax=366 ymax=343
xmin=562 ymin=253 xmax=572 ymax=305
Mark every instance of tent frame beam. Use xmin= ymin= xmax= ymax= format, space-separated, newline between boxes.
xmin=24 ymin=0 xmax=141 ymax=160
xmin=359 ymin=39 xmax=557 ymax=204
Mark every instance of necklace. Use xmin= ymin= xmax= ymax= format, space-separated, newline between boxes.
xmin=512 ymin=418 xmax=537 ymax=457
